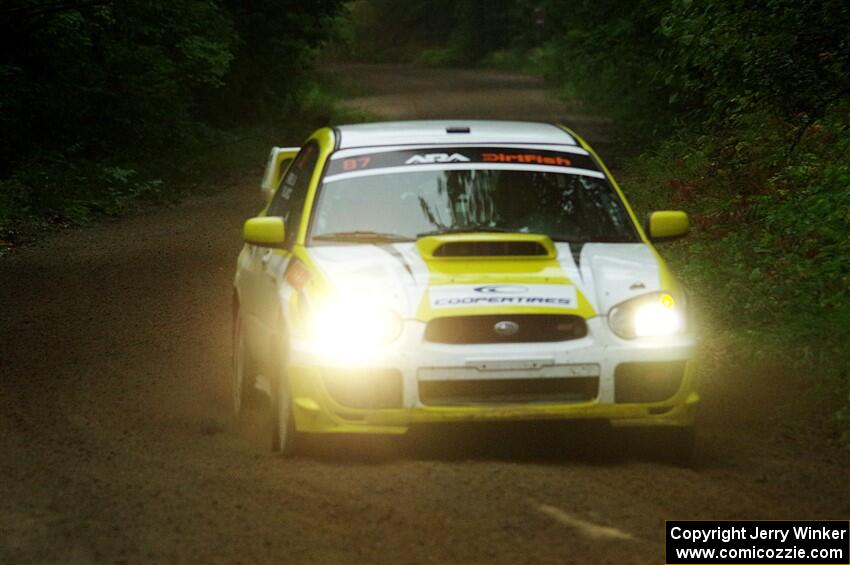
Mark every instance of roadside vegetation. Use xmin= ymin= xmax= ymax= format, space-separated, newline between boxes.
xmin=340 ymin=0 xmax=850 ymax=438
xmin=0 ymin=1 xmax=348 ymax=248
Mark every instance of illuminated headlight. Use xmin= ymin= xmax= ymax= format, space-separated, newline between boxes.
xmin=309 ymin=299 xmax=402 ymax=354
xmin=608 ymin=292 xmax=685 ymax=339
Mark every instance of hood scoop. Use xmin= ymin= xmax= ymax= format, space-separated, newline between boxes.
xmin=434 ymin=240 xmax=548 ymax=257
xmin=418 ymin=233 xmax=557 ymax=260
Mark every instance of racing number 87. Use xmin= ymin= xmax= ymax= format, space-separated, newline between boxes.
xmin=343 ymin=156 xmax=371 ymax=171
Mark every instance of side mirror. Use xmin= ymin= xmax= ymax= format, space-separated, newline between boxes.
xmin=243 ymin=217 xmax=285 ymax=247
xmin=260 ymin=146 xmax=299 ymax=203
xmin=646 ymin=211 xmax=689 ymax=241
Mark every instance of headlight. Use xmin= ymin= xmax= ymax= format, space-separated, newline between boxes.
xmin=608 ymin=292 xmax=684 ymax=339
xmin=309 ymin=298 xmax=402 ymax=354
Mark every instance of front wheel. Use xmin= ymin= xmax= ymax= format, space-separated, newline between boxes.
xmin=270 ymin=366 xmax=302 ymax=455
xmin=232 ymin=309 xmax=258 ymax=416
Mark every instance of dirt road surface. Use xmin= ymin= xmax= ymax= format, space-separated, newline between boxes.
xmin=2 ymin=64 xmax=848 ymax=564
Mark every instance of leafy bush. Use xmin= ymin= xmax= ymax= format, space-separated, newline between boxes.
xmin=0 ymin=0 xmax=346 ymax=235
xmin=0 ymin=155 xmax=166 ymax=230
xmin=339 ymin=0 xmax=517 ymax=65
xmin=621 ymin=110 xmax=850 ymax=437
xmin=416 ymin=47 xmax=464 ymax=68
xmin=480 ymin=48 xmax=549 ymax=74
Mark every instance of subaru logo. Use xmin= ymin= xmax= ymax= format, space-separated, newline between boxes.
xmin=493 ymin=320 xmax=520 ymax=336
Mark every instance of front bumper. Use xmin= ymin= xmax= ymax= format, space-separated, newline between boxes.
xmin=287 ymin=318 xmax=698 ymax=435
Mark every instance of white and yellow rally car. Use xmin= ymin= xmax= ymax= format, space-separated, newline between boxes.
xmin=233 ymin=121 xmax=697 ymax=457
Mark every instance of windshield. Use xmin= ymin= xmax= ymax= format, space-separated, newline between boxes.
xmin=310 ymin=147 xmax=639 ymax=244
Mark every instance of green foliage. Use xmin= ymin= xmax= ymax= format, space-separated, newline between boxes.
xmin=338 ymin=0 xmax=457 ymax=62
xmin=340 ymin=0 xmax=517 ymax=65
xmin=0 ymin=0 xmax=345 ymax=235
xmin=445 ymin=0 xmax=518 ymax=65
xmin=621 ymin=110 xmax=850 ymax=437
xmin=0 ymin=154 xmax=168 ymax=229
xmin=416 ymin=47 xmax=465 ymax=68
xmin=519 ymin=1 xmax=675 ymax=136
xmin=1 ymin=1 xmax=239 ymax=168
xmin=212 ymin=0 xmax=343 ymax=123
xmin=480 ymin=48 xmax=549 ymax=74
xmin=658 ymin=0 xmax=850 ymax=124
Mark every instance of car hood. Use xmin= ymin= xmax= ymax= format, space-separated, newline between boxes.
xmin=306 ymin=240 xmax=663 ymax=321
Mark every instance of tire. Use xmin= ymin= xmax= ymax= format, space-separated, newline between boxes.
xmin=270 ymin=343 xmax=302 ymax=455
xmin=232 ymin=308 xmax=258 ymax=416
xmin=269 ymin=336 xmax=304 ymax=457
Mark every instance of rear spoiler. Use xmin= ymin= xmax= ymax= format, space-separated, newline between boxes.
xmin=260 ymin=146 xmax=299 ymax=203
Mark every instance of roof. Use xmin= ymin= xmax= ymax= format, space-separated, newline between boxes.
xmin=334 ymin=120 xmax=576 ymax=149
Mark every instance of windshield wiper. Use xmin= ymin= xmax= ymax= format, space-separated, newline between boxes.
xmin=313 ymin=230 xmax=414 ymax=243
xmin=549 ymin=235 xmax=636 ymax=244
xmin=548 ymin=235 xmax=637 ymax=265
xmin=548 ymin=235 xmax=584 ymax=244
xmin=417 ymin=226 xmax=524 ymax=238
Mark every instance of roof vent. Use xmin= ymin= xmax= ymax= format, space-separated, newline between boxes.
xmin=446 ymin=126 xmax=471 ymax=134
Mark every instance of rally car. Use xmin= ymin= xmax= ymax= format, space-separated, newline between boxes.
xmin=232 ymin=120 xmax=697 ymax=458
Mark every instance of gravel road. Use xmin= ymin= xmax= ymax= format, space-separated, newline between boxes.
xmin=1 ymin=64 xmax=848 ymax=564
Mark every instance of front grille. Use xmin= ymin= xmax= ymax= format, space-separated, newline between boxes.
xmin=322 ymin=368 xmax=403 ymax=410
xmin=614 ymin=361 xmax=686 ymax=403
xmin=419 ymin=377 xmax=598 ymax=405
xmin=433 ymin=240 xmax=548 ymax=257
xmin=425 ymin=314 xmax=587 ymax=344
